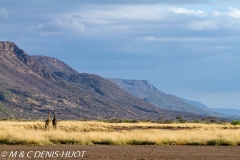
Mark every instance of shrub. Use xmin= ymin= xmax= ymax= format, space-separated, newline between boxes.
xmin=127 ymin=140 xmax=156 ymax=145
xmin=109 ymin=118 xmax=121 ymax=123
xmin=206 ymin=140 xmax=232 ymax=146
xmin=163 ymin=119 xmax=174 ymax=124
xmin=179 ymin=119 xmax=188 ymax=123
xmin=192 ymin=120 xmax=200 ymax=123
xmin=231 ymin=120 xmax=240 ymax=125
xmin=130 ymin=119 xmax=138 ymax=123
xmin=186 ymin=142 xmax=202 ymax=145
xmin=92 ymin=140 xmax=114 ymax=145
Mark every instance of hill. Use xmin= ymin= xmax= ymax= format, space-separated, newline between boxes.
xmin=107 ymin=78 xmax=220 ymax=116
xmin=210 ymin=108 xmax=240 ymax=116
xmin=182 ymin=99 xmax=210 ymax=110
xmin=182 ymin=99 xmax=240 ymax=117
xmin=0 ymin=41 xmax=204 ymax=120
xmin=32 ymin=55 xmax=206 ymax=120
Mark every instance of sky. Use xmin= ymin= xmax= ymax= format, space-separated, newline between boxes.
xmin=1 ymin=0 xmax=240 ymax=109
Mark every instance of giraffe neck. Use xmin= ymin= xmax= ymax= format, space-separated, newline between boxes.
xmin=48 ymin=113 xmax=50 ymax=120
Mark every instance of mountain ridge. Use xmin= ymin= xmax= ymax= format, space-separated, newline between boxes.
xmin=107 ymin=78 xmax=221 ymax=117
xmin=0 ymin=41 xmax=205 ymax=120
xmin=183 ymin=99 xmax=240 ymax=117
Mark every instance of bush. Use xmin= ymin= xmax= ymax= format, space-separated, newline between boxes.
xmin=179 ymin=119 xmax=188 ymax=123
xmin=206 ymin=140 xmax=232 ymax=146
xmin=109 ymin=118 xmax=121 ymax=123
xmin=163 ymin=119 xmax=174 ymax=124
xmin=192 ymin=120 xmax=200 ymax=123
xmin=231 ymin=120 xmax=240 ymax=125
xmin=127 ymin=140 xmax=156 ymax=145
xmin=130 ymin=119 xmax=139 ymax=123
xmin=92 ymin=140 xmax=114 ymax=145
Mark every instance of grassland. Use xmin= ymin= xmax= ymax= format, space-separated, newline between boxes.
xmin=0 ymin=120 xmax=240 ymax=146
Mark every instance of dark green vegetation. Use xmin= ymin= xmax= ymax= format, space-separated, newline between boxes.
xmin=0 ymin=41 xmax=208 ymax=120
xmin=231 ymin=120 xmax=240 ymax=125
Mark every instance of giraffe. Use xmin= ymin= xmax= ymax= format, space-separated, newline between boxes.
xmin=52 ymin=110 xmax=57 ymax=129
xmin=45 ymin=111 xmax=51 ymax=129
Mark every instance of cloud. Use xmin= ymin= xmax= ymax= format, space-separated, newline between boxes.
xmin=80 ymin=5 xmax=164 ymax=22
xmin=137 ymin=36 xmax=219 ymax=43
xmin=228 ymin=7 xmax=240 ymax=18
xmin=166 ymin=7 xmax=205 ymax=15
xmin=188 ymin=21 xmax=219 ymax=30
xmin=79 ymin=6 xmax=207 ymax=25
xmin=72 ymin=15 xmax=82 ymax=19
xmin=0 ymin=7 xmax=9 ymax=20
xmin=74 ymin=5 xmax=208 ymax=35
xmin=29 ymin=19 xmax=85 ymax=35
xmin=138 ymin=36 xmax=157 ymax=41
xmin=211 ymin=11 xmax=221 ymax=16
xmin=75 ymin=0 xmax=209 ymax=5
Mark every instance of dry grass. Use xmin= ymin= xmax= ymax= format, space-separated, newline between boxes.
xmin=0 ymin=121 xmax=240 ymax=146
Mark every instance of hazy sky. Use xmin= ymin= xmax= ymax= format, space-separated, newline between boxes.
xmin=1 ymin=0 xmax=240 ymax=109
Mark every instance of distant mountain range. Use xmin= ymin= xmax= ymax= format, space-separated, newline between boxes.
xmin=210 ymin=108 xmax=240 ymax=116
xmin=182 ymin=99 xmax=209 ymax=110
xmin=107 ymin=78 xmax=240 ymax=117
xmin=0 ymin=41 xmax=207 ymax=120
xmin=107 ymin=78 xmax=222 ymax=117
xmin=183 ymin=99 xmax=240 ymax=117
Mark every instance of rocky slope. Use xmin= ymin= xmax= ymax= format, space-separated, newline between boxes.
xmin=0 ymin=41 xmax=204 ymax=120
xmin=107 ymin=78 xmax=220 ymax=116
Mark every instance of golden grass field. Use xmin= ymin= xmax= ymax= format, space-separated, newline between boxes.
xmin=1 ymin=120 xmax=240 ymax=146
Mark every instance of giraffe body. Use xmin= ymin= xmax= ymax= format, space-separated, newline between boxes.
xmin=52 ymin=110 xmax=57 ymax=129
xmin=45 ymin=112 xmax=51 ymax=129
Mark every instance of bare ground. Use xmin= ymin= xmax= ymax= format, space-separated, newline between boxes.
xmin=0 ymin=145 xmax=240 ymax=160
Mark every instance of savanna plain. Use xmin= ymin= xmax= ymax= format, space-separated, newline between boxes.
xmin=1 ymin=120 xmax=240 ymax=159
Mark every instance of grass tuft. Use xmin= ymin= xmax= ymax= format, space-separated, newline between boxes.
xmin=92 ymin=140 xmax=114 ymax=145
xmin=127 ymin=140 xmax=156 ymax=145
xmin=186 ymin=142 xmax=202 ymax=145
